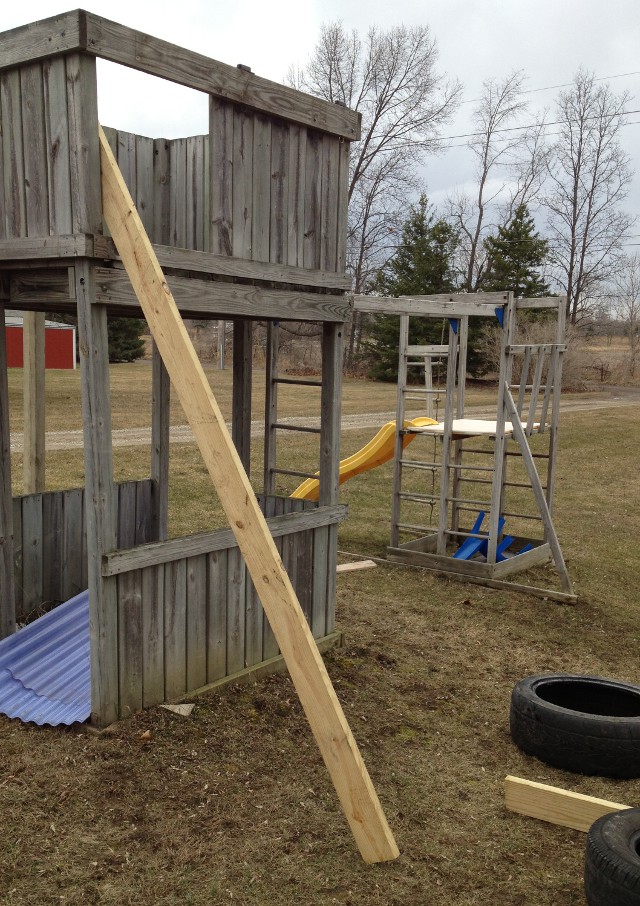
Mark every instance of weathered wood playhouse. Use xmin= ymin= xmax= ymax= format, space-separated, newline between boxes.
xmin=0 ymin=11 xmax=360 ymax=728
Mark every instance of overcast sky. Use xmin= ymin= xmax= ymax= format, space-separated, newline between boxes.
xmin=3 ymin=1 xmax=640 ymax=240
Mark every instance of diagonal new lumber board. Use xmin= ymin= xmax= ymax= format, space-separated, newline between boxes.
xmin=505 ymin=775 xmax=630 ymax=833
xmin=98 ymin=126 xmax=398 ymax=864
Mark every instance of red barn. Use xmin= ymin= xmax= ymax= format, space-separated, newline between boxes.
xmin=5 ymin=315 xmax=76 ymax=370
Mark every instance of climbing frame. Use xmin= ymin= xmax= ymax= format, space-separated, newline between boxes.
xmin=354 ymin=292 xmax=574 ymax=601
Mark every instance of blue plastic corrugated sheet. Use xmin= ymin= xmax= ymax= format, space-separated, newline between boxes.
xmin=0 ymin=590 xmax=90 ymax=726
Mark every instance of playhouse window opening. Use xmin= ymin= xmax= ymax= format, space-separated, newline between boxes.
xmin=96 ymin=59 xmax=208 ymax=140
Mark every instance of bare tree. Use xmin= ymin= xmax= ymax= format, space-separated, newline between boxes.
xmin=609 ymin=254 xmax=640 ymax=377
xmin=544 ymin=69 xmax=635 ymax=324
xmin=289 ymin=22 xmax=461 ymax=364
xmin=447 ymin=72 xmax=548 ymax=291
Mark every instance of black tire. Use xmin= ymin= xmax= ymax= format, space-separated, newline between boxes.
xmin=510 ymin=673 xmax=640 ymax=778
xmin=585 ymin=809 xmax=640 ymax=905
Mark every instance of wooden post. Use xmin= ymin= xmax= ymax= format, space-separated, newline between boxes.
xmin=0 ymin=307 xmax=16 ymax=638
xmin=99 ymin=126 xmax=398 ymax=864
xmin=76 ymin=260 xmax=119 ymax=727
xmin=151 ymin=341 xmax=170 ymax=541
xmin=486 ymin=297 xmax=513 ymax=564
xmin=263 ymin=321 xmax=279 ymax=501
xmin=22 ymin=311 xmax=46 ymax=494
xmin=319 ymin=321 xmax=343 ymax=633
xmin=232 ymin=319 xmax=253 ymax=474
xmin=217 ymin=319 xmax=225 ymax=369
xmin=436 ymin=320 xmax=459 ymax=556
xmin=390 ymin=315 xmax=409 ymax=549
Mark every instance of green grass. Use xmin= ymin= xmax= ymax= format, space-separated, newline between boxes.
xmin=2 ymin=365 xmax=639 ymax=904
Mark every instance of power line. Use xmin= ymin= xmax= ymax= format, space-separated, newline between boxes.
xmin=459 ymin=69 xmax=640 ymax=106
xmin=438 ymin=109 xmax=640 ymax=144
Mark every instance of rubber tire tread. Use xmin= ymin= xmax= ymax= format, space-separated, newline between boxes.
xmin=510 ymin=674 xmax=640 ymax=778
xmin=585 ymin=809 xmax=640 ymax=905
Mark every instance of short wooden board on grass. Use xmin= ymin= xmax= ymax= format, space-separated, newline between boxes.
xmin=336 ymin=559 xmax=377 ymax=574
xmin=505 ymin=775 xmax=630 ymax=833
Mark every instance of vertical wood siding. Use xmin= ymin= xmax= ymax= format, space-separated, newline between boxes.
xmin=113 ymin=496 xmax=337 ymax=716
xmin=12 ymin=479 xmax=155 ymax=618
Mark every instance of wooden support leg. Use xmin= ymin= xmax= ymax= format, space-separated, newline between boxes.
xmin=151 ymin=342 xmax=170 ymax=542
xmin=22 ymin=311 xmax=45 ymax=494
xmin=0 ymin=307 xmax=16 ymax=638
xmin=504 ymin=385 xmax=573 ymax=594
xmin=99 ymin=127 xmax=399 ymax=864
xmin=232 ymin=319 xmax=253 ymax=475
xmin=76 ymin=261 xmax=119 ymax=727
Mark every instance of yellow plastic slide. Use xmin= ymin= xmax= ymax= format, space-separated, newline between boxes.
xmin=291 ymin=416 xmax=437 ymax=501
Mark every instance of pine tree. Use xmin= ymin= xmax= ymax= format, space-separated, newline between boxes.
xmin=481 ymin=203 xmax=550 ymax=297
xmin=107 ymin=317 xmax=146 ymax=363
xmin=365 ymin=196 xmax=459 ymax=381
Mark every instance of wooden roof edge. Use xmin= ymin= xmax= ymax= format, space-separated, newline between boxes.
xmin=0 ymin=10 xmax=361 ymax=141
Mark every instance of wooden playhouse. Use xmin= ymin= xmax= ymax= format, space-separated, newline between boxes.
xmin=0 ymin=10 xmax=359 ymax=728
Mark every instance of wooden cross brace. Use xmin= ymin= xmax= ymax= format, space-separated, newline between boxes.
xmin=98 ymin=126 xmax=399 ymax=864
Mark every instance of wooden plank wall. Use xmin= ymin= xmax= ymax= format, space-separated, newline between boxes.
xmin=210 ymin=100 xmax=349 ymax=271
xmin=12 ymin=478 xmax=155 ymax=618
xmin=0 ymin=55 xmax=101 ymax=240
xmin=115 ymin=495 xmax=335 ymax=715
xmin=102 ymin=127 xmax=209 ymax=251
xmin=103 ymin=115 xmax=349 ymax=271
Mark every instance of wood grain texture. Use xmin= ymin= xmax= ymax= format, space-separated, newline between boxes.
xmin=94 ymin=266 xmax=350 ymax=322
xmin=100 ymin=126 xmax=398 ymax=864
xmin=1 ymin=69 xmax=26 ymax=238
xmin=103 ymin=504 xmax=347 ymax=576
xmin=75 ymin=259 xmax=119 ymax=727
xmin=0 ymin=308 xmax=16 ymax=636
xmin=22 ymin=312 xmax=46 ymax=494
xmin=504 ymin=776 xmax=630 ymax=833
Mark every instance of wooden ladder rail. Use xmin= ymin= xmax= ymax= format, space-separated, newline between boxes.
xmin=99 ymin=126 xmax=398 ymax=864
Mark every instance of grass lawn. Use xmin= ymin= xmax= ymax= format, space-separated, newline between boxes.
xmin=1 ymin=365 xmax=639 ymax=904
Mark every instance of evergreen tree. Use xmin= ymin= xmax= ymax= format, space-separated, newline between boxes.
xmin=481 ymin=203 xmax=550 ymax=297
xmin=107 ymin=317 xmax=146 ymax=363
xmin=365 ymin=196 xmax=460 ymax=381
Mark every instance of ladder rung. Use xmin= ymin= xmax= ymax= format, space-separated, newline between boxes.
xmin=400 ymin=460 xmax=438 ymax=470
xmin=449 ymin=463 xmax=494 ymax=472
xmin=504 ymin=480 xmax=547 ymax=490
xmin=403 ymin=388 xmax=441 ymax=396
xmin=457 ymin=477 xmax=493 ymax=486
xmin=399 ymin=492 xmax=438 ymax=503
xmin=275 ymin=377 xmax=322 ymax=387
xmin=505 ymin=450 xmax=549 ymax=460
xmin=446 ymin=496 xmax=490 ymax=507
xmin=272 ymin=468 xmax=318 ymax=480
xmin=501 ymin=511 xmax=543 ymax=521
xmin=272 ymin=422 xmax=321 ymax=434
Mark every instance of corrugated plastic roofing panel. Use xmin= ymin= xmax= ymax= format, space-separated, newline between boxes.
xmin=0 ymin=590 xmax=90 ymax=726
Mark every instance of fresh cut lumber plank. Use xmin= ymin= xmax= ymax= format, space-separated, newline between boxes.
xmin=98 ymin=125 xmax=398 ymax=865
xmin=505 ymin=775 xmax=630 ymax=832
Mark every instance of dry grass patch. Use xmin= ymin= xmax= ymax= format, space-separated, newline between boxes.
xmin=2 ymin=367 xmax=640 ymax=903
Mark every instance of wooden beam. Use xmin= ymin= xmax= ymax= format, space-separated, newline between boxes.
xmin=0 ymin=11 xmax=359 ymax=140
xmin=505 ymin=776 xmax=630 ymax=832
xmin=354 ymin=293 xmax=509 ymax=318
xmin=94 ymin=267 xmax=350 ymax=322
xmin=0 ymin=307 xmax=16 ymax=638
xmin=22 ymin=311 xmax=45 ymax=494
xmin=99 ymin=126 xmax=398 ymax=864
xmin=91 ymin=237 xmax=352 ymax=290
xmin=103 ymin=505 xmax=348 ymax=577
